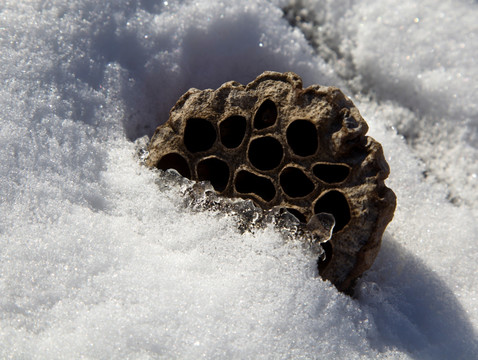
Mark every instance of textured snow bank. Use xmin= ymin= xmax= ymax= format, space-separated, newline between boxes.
xmin=1 ymin=0 xmax=477 ymax=358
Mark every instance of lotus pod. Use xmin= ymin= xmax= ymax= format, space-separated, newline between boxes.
xmin=146 ymin=71 xmax=396 ymax=293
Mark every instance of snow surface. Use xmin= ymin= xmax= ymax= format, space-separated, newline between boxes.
xmin=1 ymin=0 xmax=477 ymax=358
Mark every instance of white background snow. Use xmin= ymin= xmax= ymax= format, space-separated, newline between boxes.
xmin=1 ymin=0 xmax=477 ymax=358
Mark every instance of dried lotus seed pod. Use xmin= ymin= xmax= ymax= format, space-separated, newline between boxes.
xmin=146 ymin=71 xmax=396 ymax=293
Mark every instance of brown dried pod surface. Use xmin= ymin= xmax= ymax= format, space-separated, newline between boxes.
xmin=146 ymin=71 xmax=396 ymax=293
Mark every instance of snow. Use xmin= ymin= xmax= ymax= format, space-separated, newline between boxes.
xmin=1 ymin=0 xmax=477 ymax=358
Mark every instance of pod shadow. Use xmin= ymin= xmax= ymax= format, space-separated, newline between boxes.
xmin=356 ymin=234 xmax=478 ymax=359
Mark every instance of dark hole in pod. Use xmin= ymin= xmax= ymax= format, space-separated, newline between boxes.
xmin=219 ymin=115 xmax=247 ymax=148
xmin=197 ymin=157 xmax=230 ymax=192
xmin=235 ymin=170 xmax=276 ymax=202
xmin=318 ymin=241 xmax=333 ymax=273
xmin=248 ymin=136 xmax=283 ymax=170
xmin=279 ymin=167 xmax=315 ymax=198
xmin=286 ymin=120 xmax=318 ymax=156
xmin=184 ymin=118 xmax=216 ymax=153
xmin=314 ymin=190 xmax=350 ymax=232
xmin=254 ymin=99 xmax=278 ymax=129
xmin=157 ymin=153 xmax=191 ymax=179
xmin=285 ymin=208 xmax=307 ymax=223
xmin=313 ymin=163 xmax=350 ymax=183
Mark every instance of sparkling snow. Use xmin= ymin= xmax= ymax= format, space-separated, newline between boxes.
xmin=1 ymin=0 xmax=477 ymax=358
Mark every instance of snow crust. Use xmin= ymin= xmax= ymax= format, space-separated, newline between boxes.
xmin=1 ymin=0 xmax=477 ymax=358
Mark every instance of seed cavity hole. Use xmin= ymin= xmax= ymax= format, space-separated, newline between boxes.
xmin=184 ymin=118 xmax=216 ymax=153
xmin=314 ymin=190 xmax=350 ymax=232
xmin=279 ymin=167 xmax=314 ymax=198
xmin=254 ymin=99 xmax=277 ymax=129
xmin=235 ymin=170 xmax=276 ymax=202
xmin=219 ymin=115 xmax=247 ymax=148
xmin=248 ymin=136 xmax=283 ymax=170
xmin=286 ymin=120 xmax=318 ymax=156
xmin=157 ymin=153 xmax=191 ymax=179
xmin=197 ymin=157 xmax=230 ymax=192
xmin=313 ymin=163 xmax=350 ymax=183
